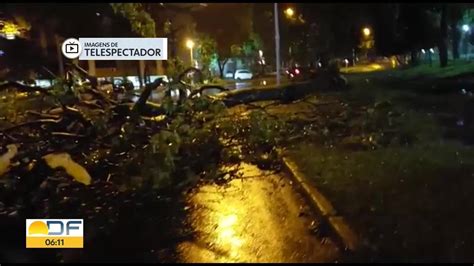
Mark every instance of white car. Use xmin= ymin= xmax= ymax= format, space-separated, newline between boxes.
xmin=224 ymin=71 xmax=234 ymax=79
xmin=234 ymin=69 xmax=253 ymax=80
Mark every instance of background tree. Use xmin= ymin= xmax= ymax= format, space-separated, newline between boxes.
xmin=196 ymin=33 xmax=217 ymax=78
xmin=448 ymin=4 xmax=465 ymax=60
xmin=193 ymin=4 xmax=253 ymax=78
xmin=237 ymin=32 xmax=263 ymax=72
xmin=110 ymin=3 xmax=156 ymax=37
xmin=372 ymin=4 xmax=403 ymax=59
xmin=439 ymin=4 xmax=449 ymax=67
xmin=253 ymin=4 xmax=275 ymax=67
xmin=143 ymin=3 xmax=205 ymax=59
xmin=292 ymin=4 xmax=369 ymax=66
xmin=392 ymin=4 xmax=439 ymax=65
xmin=462 ymin=8 xmax=474 ymax=55
xmin=0 ymin=3 xmax=136 ymax=79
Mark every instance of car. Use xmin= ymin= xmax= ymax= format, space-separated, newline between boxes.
xmin=285 ymin=66 xmax=317 ymax=81
xmin=112 ymin=78 xmax=135 ymax=92
xmin=224 ymin=71 xmax=234 ymax=79
xmin=234 ymin=69 xmax=253 ymax=80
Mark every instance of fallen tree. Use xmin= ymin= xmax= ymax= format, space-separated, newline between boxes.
xmin=225 ymin=70 xmax=347 ymax=103
xmin=0 ymin=81 xmax=51 ymax=95
xmin=0 ymin=63 xmax=352 ymax=262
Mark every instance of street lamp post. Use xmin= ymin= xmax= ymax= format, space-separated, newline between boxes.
xmin=186 ymin=39 xmax=195 ymax=67
xmin=462 ymin=24 xmax=470 ymax=60
xmin=274 ymin=3 xmax=281 ymax=86
xmin=284 ymin=7 xmax=295 ymax=69
xmin=361 ymin=27 xmax=372 ymax=60
xmin=258 ymin=50 xmax=265 ymax=74
xmin=352 ymin=48 xmax=356 ymax=66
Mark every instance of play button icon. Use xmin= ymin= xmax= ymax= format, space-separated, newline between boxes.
xmin=61 ymin=38 xmax=82 ymax=59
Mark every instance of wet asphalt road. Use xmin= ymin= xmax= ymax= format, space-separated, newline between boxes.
xmin=224 ymin=76 xmax=293 ymax=91
xmin=176 ymin=163 xmax=341 ymax=263
xmin=117 ymin=79 xmax=341 ymax=262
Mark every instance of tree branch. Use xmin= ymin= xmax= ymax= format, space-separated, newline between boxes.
xmin=0 ymin=81 xmax=51 ymax=95
xmin=189 ymin=85 xmax=228 ymax=98
xmin=132 ymin=78 xmax=163 ymax=114
xmin=1 ymin=118 xmax=62 ymax=132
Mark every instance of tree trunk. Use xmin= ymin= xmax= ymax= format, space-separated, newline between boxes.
xmin=156 ymin=60 xmax=164 ymax=75
xmin=220 ymin=71 xmax=343 ymax=107
xmin=55 ymin=34 xmax=65 ymax=78
xmin=87 ymin=60 xmax=96 ymax=76
xmin=395 ymin=55 xmax=404 ymax=66
xmin=39 ymin=27 xmax=48 ymax=57
xmin=452 ymin=21 xmax=460 ymax=60
xmin=410 ymin=50 xmax=419 ymax=66
xmin=439 ymin=5 xmax=449 ymax=67
xmin=138 ymin=60 xmax=145 ymax=88
xmin=218 ymin=58 xmax=228 ymax=79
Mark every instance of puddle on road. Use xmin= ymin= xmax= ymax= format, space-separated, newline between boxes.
xmin=176 ymin=163 xmax=340 ymax=263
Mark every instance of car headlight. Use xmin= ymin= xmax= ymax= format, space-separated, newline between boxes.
xmin=170 ymin=89 xmax=180 ymax=100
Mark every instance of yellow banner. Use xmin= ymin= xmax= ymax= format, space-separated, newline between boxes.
xmin=26 ymin=237 xmax=83 ymax=248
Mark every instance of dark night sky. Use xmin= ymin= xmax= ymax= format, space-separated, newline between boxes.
xmin=3 ymin=3 xmax=474 ymax=62
xmin=193 ymin=3 xmax=253 ymax=45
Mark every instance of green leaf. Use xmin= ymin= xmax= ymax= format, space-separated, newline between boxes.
xmin=110 ymin=3 xmax=156 ymax=37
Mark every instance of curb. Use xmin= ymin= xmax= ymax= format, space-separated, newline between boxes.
xmin=277 ymin=150 xmax=360 ymax=253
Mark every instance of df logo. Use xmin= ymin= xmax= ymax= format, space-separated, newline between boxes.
xmin=61 ymin=38 xmax=82 ymax=59
xmin=28 ymin=220 xmax=82 ymax=236
xmin=26 ymin=219 xmax=84 ymax=248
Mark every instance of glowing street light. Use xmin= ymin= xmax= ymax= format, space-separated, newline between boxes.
xmin=186 ymin=39 xmax=194 ymax=49
xmin=463 ymin=24 xmax=470 ymax=33
xmin=186 ymin=39 xmax=195 ymax=66
xmin=0 ymin=21 xmax=21 ymax=40
xmin=363 ymin=27 xmax=371 ymax=37
xmin=284 ymin=7 xmax=295 ymax=18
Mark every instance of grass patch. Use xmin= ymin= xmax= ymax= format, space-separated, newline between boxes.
xmin=288 ymin=141 xmax=474 ymax=262
xmin=342 ymin=61 xmax=474 ymax=97
xmin=285 ymin=63 xmax=474 ymax=261
xmin=353 ymin=60 xmax=474 ymax=81
xmin=389 ymin=60 xmax=474 ymax=80
xmin=341 ymin=68 xmax=469 ymax=119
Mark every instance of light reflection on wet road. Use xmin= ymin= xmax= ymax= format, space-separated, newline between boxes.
xmin=226 ymin=76 xmax=290 ymax=91
xmin=177 ymin=163 xmax=340 ymax=263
